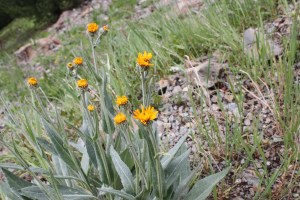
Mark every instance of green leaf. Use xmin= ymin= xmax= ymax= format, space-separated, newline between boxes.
xmin=173 ymin=165 xmax=201 ymax=200
xmin=186 ymin=167 xmax=230 ymax=200
xmin=98 ymin=186 xmax=136 ymax=200
xmin=0 ymin=163 xmax=47 ymax=174
xmin=110 ymin=146 xmax=135 ymax=195
xmin=21 ymin=185 xmax=96 ymax=200
xmin=0 ymin=181 xmax=24 ymax=200
xmin=161 ymin=133 xmax=189 ymax=169
xmin=101 ymin=69 xmax=115 ymax=134
xmin=165 ymin=150 xmax=190 ymax=189
xmin=42 ymin=119 xmax=77 ymax=171
xmin=69 ymin=141 xmax=90 ymax=174
xmin=37 ymin=137 xmax=57 ymax=154
xmin=85 ymin=139 xmax=98 ymax=168
xmin=1 ymin=168 xmax=33 ymax=191
xmin=120 ymin=148 xmax=134 ymax=170
xmin=21 ymin=186 xmax=49 ymax=200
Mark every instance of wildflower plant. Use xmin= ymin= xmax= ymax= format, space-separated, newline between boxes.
xmin=0 ymin=22 xmax=229 ymax=200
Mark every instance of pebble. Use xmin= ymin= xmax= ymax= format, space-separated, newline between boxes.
xmin=235 ymin=178 xmax=242 ymax=184
xmin=244 ymin=119 xmax=251 ymax=126
xmin=211 ymin=104 xmax=220 ymax=111
xmin=173 ymin=86 xmax=182 ymax=94
xmin=293 ymin=193 xmax=299 ymax=198
xmin=211 ymin=95 xmax=218 ymax=103
xmin=224 ymin=94 xmax=234 ymax=102
xmin=178 ymin=106 xmax=183 ymax=113
xmin=265 ymin=118 xmax=271 ymax=124
xmin=182 ymin=87 xmax=189 ymax=92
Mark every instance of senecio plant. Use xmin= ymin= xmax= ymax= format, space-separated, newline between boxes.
xmin=0 ymin=22 xmax=229 ymax=200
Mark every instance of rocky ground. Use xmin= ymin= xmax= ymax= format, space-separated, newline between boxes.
xmin=154 ymin=6 xmax=300 ymax=199
xmin=2 ymin=0 xmax=300 ymax=199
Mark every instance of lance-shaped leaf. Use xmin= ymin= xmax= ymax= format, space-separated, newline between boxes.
xmin=110 ymin=146 xmax=135 ymax=195
xmin=1 ymin=168 xmax=33 ymax=191
xmin=0 ymin=163 xmax=47 ymax=174
xmin=99 ymin=186 xmax=136 ymax=200
xmin=165 ymin=150 xmax=190 ymax=189
xmin=161 ymin=133 xmax=188 ymax=169
xmin=186 ymin=167 xmax=230 ymax=200
xmin=21 ymin=185 xmax=95 ymax=200
xmin=0 ymin=181 xmax=24 ymax=200
xmin=42 ymin=119 xmax=77 ymax=171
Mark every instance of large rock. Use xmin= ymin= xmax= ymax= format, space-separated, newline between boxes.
xmin=185 ymin=56 xmax=228 ymax=88
xmin=243 ymin=27 xmax=282 ymax=58
xmin=15 ymin=36 xmax=61 ymax=64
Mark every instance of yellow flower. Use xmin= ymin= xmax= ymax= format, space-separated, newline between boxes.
xmin=73 ymin=57 xmax=83 ymax=65
xmin=114 ymin=112 xmax=126 ymax=124
xmin=87 ymin=104 xmax=95 ymax=112
xmin=77 ymin=79 xmax=88 ymax=89
xmin=133 ymin=105 xmax=158 ymax=125
xmin=27 ymin=77 xmax=38 ymax=87
xmin=87 ymin=22 xmax=99 ymax=33
xmin=136 ymin=51 xmax=154 ymax=68
xmin=103 ymin=25 xmax=109 ymax=32
xmin=116 ymin=96 xmax=128 ymax=106
xmin=67 ymin=62 xmax=73 ymax=69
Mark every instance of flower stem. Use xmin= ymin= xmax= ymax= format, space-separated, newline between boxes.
xmin=141 ymin=70 xmax=147 ymax=106
xmin=121 ymin=127 xmax=149 ymax=190
xmin=90 ymin=37 xmax=98 ymax=74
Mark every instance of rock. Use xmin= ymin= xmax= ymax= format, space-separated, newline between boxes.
xmin=244 ymin=119 xmax=251 ymax=126
xmin=179 ymin=113 xmax=188 ymax=117
xmin=224 ymin=94 xmax=234 ymax=102
xmin=173 ymin=86 xmax=182 ymax=94
xmin=156 ymin=79 xmax=169 ymax=95
xmin=244 ymin=28 xmax=257 ymax=46
xmin=242 ymin=170 xmax=259 ymax=186
xmin=15 ymin=36 xmax=61 ymax=64
xmin=186 ymin=59 xmax=228 ymax=88
xmin=211 ymin=104 xmax=220 ymax=111
xmin=156 ymin=120 xmax=165 ymax=135
xmin=211 ymin=95 xmax=218 ymax=103
xmin=293 ymin=193 xmax=299 ymax=198
xmin=225 ymin=103 xmax=238 ymax=112
xmin=265 ymin=117 xmax=272 ymax=124
xmin=243 ymin=27 xmax=282 ymax=59
xmin=182 ymin=86 xmax=189 ymax=92
xmin=169 ymin=115 xmax=174 ymax=122
xmin=160 ymin=0 xmax=203 ymax=15
xmin=14 ymin=43 xmax=35 ymax=63
xmin=233 ymin=197 xmax=244 ymax=200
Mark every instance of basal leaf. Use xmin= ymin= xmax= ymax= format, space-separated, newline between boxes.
xmin=186 ymin=167 xmax=230 ymax=200
xmin=110 ymin=146 xmax=135 ymax=195
xmin=98 ymin=186 xmax=136 ymax=200
xmin=161 ymin=133 xmax=189 ymax=169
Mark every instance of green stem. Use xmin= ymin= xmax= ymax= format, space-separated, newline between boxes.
xmin=122 ymin=127 xmax=149 ymax=190
xmin=141 ymin=70 xmax=147 ymax=106
xmin=90 ymin=37 xmax=98 ymax=74
xmin=33 ymin=89 xmax=53 ymax=124
xmin=148 ymin=127 xmax=164 ymax=199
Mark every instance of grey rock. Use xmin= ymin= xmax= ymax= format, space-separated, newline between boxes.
xmin=173 ymin=86 xmax=182 ymax=94
xmin=244 ymin=28 xmax=256 ymax=46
